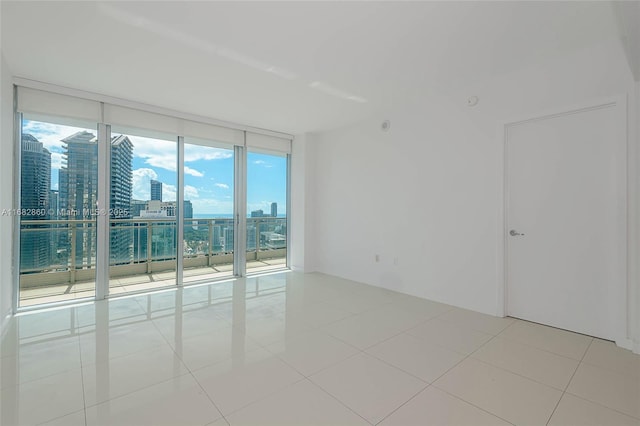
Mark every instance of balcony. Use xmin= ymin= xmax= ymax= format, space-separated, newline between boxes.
xmin=18 ymin=217 xmax=287 ymax=307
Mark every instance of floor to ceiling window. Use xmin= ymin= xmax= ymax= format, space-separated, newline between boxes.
xmin=108 ymin=130 xmax=178 ymax=294
xmin=182 ymin=138 xmax=235 ymax=284
xmin=14 ymin=85 xmax=291 ymax=309
xmin=18 ymin=118 xmax=99 ymax=307
xmin=246 ymin=151 xmax=288 ymax=274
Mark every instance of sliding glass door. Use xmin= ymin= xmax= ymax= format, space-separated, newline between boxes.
xmin=182 ymin=138 xmax=235 ymax=284
xmin=246 ymin=151 xmax=288 ymax=273
xmin=15 ymin=85 xmax=292 ymax=309
xmin=18 ymin=118 xmax=99 ymax=307
xmin=108 ymin=129 xmax=178 ymax=294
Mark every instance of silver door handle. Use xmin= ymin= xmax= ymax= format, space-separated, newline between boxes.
xmin=510 ymin=230 xmax=524 ymax=236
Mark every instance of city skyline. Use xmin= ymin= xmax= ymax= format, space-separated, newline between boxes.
xmin=22 ymin=120 xmax=287 ymax=216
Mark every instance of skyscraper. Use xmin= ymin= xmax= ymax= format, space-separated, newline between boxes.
xmin=59 ymin=131 xmax=99 ymax=268
xmin=271 ymin=202 xmax=277 ymax=217
xmin=150 ymin=179 xmax=162 ymax=201
xmin=109 ymin=135 xmax=133 ymax=264
xmin=20 ymin=134 xmax=51 ymax=272
xmin=59 ymin=131 xmax=133 ymax=267
xmin=183 ymin=200 xmax=193 ymax=219
xmin=130 ymin=199 xmax=147 ymax=217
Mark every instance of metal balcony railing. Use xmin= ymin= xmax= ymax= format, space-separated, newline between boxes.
xmin=19 ymin=216 xmax=287 ymax=288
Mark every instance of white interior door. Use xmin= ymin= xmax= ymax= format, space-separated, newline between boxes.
xmin=506 ymin=102 xmax=624 ymax=340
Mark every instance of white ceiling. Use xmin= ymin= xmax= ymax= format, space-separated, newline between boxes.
xmin=0 ymin=1 xmax=629 ymax=134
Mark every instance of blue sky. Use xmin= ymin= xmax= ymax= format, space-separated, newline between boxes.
xmin=22 ymin=119 xmax=287 ymax=216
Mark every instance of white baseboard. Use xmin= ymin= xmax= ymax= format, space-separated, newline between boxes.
xmin=615 ymin=336 xmax=640 ymax=354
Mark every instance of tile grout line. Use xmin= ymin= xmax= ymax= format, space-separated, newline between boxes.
xmin=373 ymin=384 xmax=432 ymax=426
xmin=189 ymin=367 xmax=230 ymax=426
xmin=209 ymin=376 xmax=310 ymax=423
xmin=286 ymin=329 xmax=427 ymax=426
xmin=412 ymin=319 xmax=526 ymax=426
xmin=545 ymin=337 xmax=594 ymax=426
xmin=123 ymin=296 xmax=230 ymax=425
xmin=306 ymin=306 xmax=515 ymax=424
xmin=495 ymin=319 xmax=593 ymax=362
xmin=561 ymin=390 xmax=640 ymax=422
xmin=464 ymin=320 xmax=585 ymax=391
xmin=322 ymin=305 xmax=459 ymax=355
xmin=35 ymin=333 xmax=88 ymax=426
xmin=82 ymin=371 xmax=194 ymax=411
xmin=427 ymin=320 xmax=520 ymax=425
xmin=77 ymin=331 xmax=89 ymax=426
xmin=302 ymin=376 xmax=379 ymax=425
xmin=317 ymin=372 xmax=381 ymax=425
xmin=141 ymin=297 xmax=231 ymax=426
xmin=406 ymin=319 xmax=520 ymax=425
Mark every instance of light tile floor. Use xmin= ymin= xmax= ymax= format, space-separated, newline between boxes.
xmin=1 ymin=271 xmax=639 ymax=425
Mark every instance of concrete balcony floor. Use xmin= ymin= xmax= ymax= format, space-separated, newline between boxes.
xmin=19 ymin=258 xmax=286 ymax=307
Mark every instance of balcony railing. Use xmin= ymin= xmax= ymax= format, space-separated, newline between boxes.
xmin=19 ymin=217 xmax=287 ymax=289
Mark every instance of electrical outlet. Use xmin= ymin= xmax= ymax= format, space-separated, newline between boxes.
xmin=375 ymin=254 xmax=380 ymax=262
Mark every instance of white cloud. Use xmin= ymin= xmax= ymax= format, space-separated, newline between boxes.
xmin=124 ymin=136 xmax=231 ymax=174
xmin=185 ymin=185 xmax=199 ymax=199
xmin=184 ymin=166 xmax=204 ymax=177
xmin=132 ymin=168 xmax=158 ymax=200
xmin=132 ymin=171 xmax=196 ymax=202
xmin=50 ymin=152 xmax=64 ymax=170
xmin=163 ymin=183 xmax=177 ymax=202
xmin=214 ymin=183 xmax=229 ymax=189
xmin=184 ymin=144 xmax=233 ymax=162
xmin=127 ymin=136 xmax=178 ymax=172
xmin=253 ymin=159 xmax=273 ymax=168
xmin=22 ymin=121 xmax=95 ymax=169
xmin=248 ymin=201 xmax=277 ymax=213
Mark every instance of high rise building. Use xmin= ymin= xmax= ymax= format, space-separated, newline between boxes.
xmin=130 ymin=199 xmax=147 ymax=217
xmin=183 ymin=200 xmax=193 ymax=219
xmin=109 ymin=135 xmax=133 ymax=264
xmin=58 ymin=131 xmax=98 ymax=268
xmin=212 ymin=224 xmax=223 ymax=253
xmin=224 ymin=226 xmax=234 ymax=253
xmin=59 ymin=131 xmax=133 ymax=267
xmin=250 ymin=209 xmax=264 ymax=218
xmin=271 ymin=202 xmax=277 ymax=217
xmin=20 ymin=134 xmax=51 ymax=272
xmin=150 ymin=179 xmax=162 ymax=201
xmin=49 ymin=190 xmax=59 ymax=219
xmin=246 ymin=223 xmax=256 ymax=251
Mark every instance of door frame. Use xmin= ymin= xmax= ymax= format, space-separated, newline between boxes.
xmin=497 ymin=95 xmax=632 ymax=349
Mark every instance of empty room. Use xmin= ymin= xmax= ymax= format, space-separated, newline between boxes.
xmin=1 ymin=1 xmax=639 ymax=425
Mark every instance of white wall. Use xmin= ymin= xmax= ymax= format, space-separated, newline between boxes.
xmin=0 ymin=51 xmax=14 ymax=338
xmin=290 ymin=133 xmax=317 ymax=273
xmin=311 ymin=38 xmax=636 ymax=324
